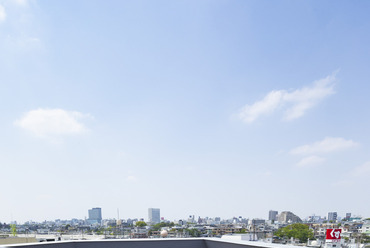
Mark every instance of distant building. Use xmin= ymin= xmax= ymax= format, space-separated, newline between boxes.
xmin=346 ymin=213 xmax=351 ymax=219
xmin=269 ymin=210 xmax=278 ymax=221
xmin=327 ymin=212 xmax=337 ymax=222
xmin=307 ymin=215 xmax=323 ymax=223
xmin=88 ymin=207 xmax=102 ymax=225
xmin=362 ymin=220 xmax=370 ymax=234
xmin=198 ymin=216 xmax=203 ymax=224
xmin=251 ymin=219 xmax=265 ymax=226
xmin=188 ymin=215 xmax=195 ymax=223
xmin=278 ymin=211 xmax=302 ymax=223
xmin=148 ymin=208 xmax=160 ymax=224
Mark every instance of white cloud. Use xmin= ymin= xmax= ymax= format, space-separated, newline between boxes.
xmin=14 ymin=108 xmax=92 ymax=140
xmin=0 ymin=4 xmax=6 ymax=22
xmin=239 ymin=90 xmax=284 ymax=123
xmin=0 ymin=0 xmax=42 ymax=52
xmin=290 ymin=137 xmax=359 ymax=155
xmin=296 ymin=155 xmax=326 ymax=168
xmin=351 ymin=161 xmax=370 ymax=177
xmin=238 ymin=72 xmax=336 ymax=123
xmin=282 ymin=74 xmax=336 ymax=120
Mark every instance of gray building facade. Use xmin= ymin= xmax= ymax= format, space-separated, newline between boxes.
xmin=268 ymin=210 xmax=278 ymax=221
xmin=148 ymin=208 xmax=160 ymax=224
xmin=88 ymin=207 xmax=102 ymax=224
xmin=328 ymin=212 xmax=337 ymax=222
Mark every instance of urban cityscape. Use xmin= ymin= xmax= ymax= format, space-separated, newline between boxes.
xmin=0 ymin=207 xmax=369 ymax=246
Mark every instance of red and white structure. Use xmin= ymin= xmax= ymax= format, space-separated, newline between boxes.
xmin=324 ymin=229 xmax=342 ymax=248
xmin=326 ymin=229 xmax=342 ymax=242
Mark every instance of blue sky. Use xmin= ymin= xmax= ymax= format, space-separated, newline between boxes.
xmin=1 ymin=0 xmax=370 ymax=223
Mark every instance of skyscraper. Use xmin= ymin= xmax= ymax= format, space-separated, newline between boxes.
xmin=328 ymin=212 xmax=337 ymax=222
xmin=269 ymin=210 xmax=278 ymax=221
xmin=88 ymin=207 xmax=102 ymax=225
xmin=148 ymin=208 xmax=160 ymax=224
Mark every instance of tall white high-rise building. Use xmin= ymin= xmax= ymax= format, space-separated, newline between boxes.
xmin=148 ymin=208 xmax=160 ymax=224
xmin=88 ymin=207 xmax=102 ymax=224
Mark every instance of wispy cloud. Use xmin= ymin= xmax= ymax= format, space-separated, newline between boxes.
xmin=290 ymin=137 xmax=359 ymax=155
xmin=332 ymin=161 xmax=370 ymax=187
xmin=291 ymin=137 xmax=358 ymax=169
xmin=239 ymin=91 xmax=284 ymax=123
xmin=14 ymin=108 xmax=92 ymax=141
xmin=0 ymin=0 xmax=42 ymax=52
xmin=296 ymin=155 xmax=326 ymax=168
xmin=351 ymin=161 xmax=370 ymax=177
xmin=238 ymin=72 xmax=337 ymax=123
xmin=0 ymin=4 xmax=6 ymax=22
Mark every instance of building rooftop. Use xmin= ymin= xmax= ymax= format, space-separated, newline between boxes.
xmin=0 ymin=238 xmax=302 ymax=248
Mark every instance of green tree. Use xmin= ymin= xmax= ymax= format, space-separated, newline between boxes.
xmin=151 ymin=222 xmax=175 ymax=231
xmin=135 ymin=221 xmax=147 ymax=227
xmin=10 ymin=224 xmax=17 ymax=236
xmin=275 ymin=223 xmax=314 ymax=243
xmin=106 ymin=226 xmax=113 ymax=235
xmin=360 ymin=234 xmax=370 ymax=244
xmin=186 ymin=228 xmax=201 ymax=237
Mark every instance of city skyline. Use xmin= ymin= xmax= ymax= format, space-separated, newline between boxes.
xmin=4 ymin=207 xmax=367 ymax=224
xmin=1 ymin=1 xmax=370 ymax=223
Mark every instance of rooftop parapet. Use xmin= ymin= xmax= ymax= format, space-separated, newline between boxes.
xmin=0 ymin=238 xmax=304 ymax=248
